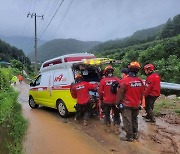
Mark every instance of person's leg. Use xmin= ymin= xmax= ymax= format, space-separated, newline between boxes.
xmin=75 ymin=104 xmax=83 ymax=121
xmin=121 ymin=108 xmax=133 ymax=141
xmin=83 ymin=103 xmax=91 ymax=125
xmin=112 ymin=105 xmax=120 ymax=124
xmin=103 ymin=103 xmax=111 ymax=125
xmin=132 ymin=109 xmax=139 ymax=139
xmin=103 ymin=103 xmax=111 ymax=132
xmin=145 ymin=96 xmax=151 ymax=119
xmin=112 ymin=105 xmax=120 ymax=135
xmin=145 ymin=96 xmax=157 ymax=122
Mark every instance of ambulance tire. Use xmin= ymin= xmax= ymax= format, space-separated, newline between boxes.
xmin=57 ymin=100 xmax=68 ymax=118
xmin=29 ymin=96 xmax=39 ymax=108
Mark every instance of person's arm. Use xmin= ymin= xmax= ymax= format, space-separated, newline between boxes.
xmin=98 ymin=80 xmax=104 ymax=101
xmin=115 ymin=83 xmax=126 ymax=105
xmin=70 ymin=83 xmax=77 ymax=99
xmin=144 ymin=77 xmax=154 ymax=97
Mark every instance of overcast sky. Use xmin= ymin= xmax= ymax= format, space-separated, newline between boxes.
xmin=0 ymin=0 xmax=180 ymax=42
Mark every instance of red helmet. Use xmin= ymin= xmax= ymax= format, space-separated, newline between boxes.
xmin=144 ymin=64 xmax=155 ymax=71
xmin=104 ymin=65 xmax=114 ymax=73
xmin=128 ymin=62 xmax=141 ymax=70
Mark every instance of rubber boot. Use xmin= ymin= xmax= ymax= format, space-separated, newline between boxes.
xmin=120 ymin=136 xmax=134 ymax=142
xmin=114 ymin=124 xmax=120 ymax=135
xmin=133 ymin=133 xmax=138 ymax=140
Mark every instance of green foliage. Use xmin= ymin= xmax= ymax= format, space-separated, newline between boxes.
xmin=0 ymin=67 xmax=12 ymax=90
xmin=11 ymin=59 xmax=22 ymax=70
xmin=0 ymin=68 xmax=28 ymax=154
xmin=161 ymin=14 xmax=180 ymax=39
xmin=0 ymin=39 xmax=31 ymax=69
xmin=154 ymin=99 xmax=180 ymax=116
xmin=91 ymin=14 xmax=180 ymax=84
xmin=95 ymin=34 xmax=180 ymax=83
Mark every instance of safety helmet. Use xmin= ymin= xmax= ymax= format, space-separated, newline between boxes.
xmin=144 ymin=64 xmax=155 ymax=71
xmin=128 ymin=62 xmax=141 ymax=70
xmin=104 ymin=65 xmax=114 ymax=76
xmin=75 ymin=74 xmax=83 ymax=80
xmin=104 ymin=65 xmax=114 ymax=73
xmin=75 ymin=74 xmax=83 ymax=83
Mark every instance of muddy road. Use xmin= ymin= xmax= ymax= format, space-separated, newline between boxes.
xmin=16 ymin=82 xmax=180 ymax=154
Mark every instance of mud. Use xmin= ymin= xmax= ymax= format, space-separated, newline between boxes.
xmin=16 ymin=82 xmax=180 ymax=154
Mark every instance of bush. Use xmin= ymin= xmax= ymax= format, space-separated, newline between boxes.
xmin=0 ymin=68 xmax=28 ymax=154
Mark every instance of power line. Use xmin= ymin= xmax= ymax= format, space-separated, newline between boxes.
xmin=38 ymin=0 xmax=65 ymax=40
xmin=22 ymin=0 xmax=33 ymax=37
xmin=53 ymin=0 xmax=73 ymax=37
xmin=37 ymin=0 xmax=51 ymax=31
xmin=37 ymin=0 xmax=58 ymax=34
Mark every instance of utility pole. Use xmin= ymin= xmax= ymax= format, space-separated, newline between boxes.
xmin=27 ymin=13 xmax=43 ymax=75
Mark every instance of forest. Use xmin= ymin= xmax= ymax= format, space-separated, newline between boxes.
xmin=91 ymin=14 xmax=180 ymax=84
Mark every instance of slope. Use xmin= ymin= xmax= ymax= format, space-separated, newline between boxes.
xmin=0 ymin=35 xmax=45 ymax=55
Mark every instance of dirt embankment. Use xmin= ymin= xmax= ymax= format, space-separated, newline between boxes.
xmin=16 ymin=82 xmax=180 ymax=154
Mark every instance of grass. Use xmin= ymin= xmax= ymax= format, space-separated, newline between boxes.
xmin=0 ymin=88 xmax=28 ymax=154
xmin=154 ymin=98 xmax=180 ymax=116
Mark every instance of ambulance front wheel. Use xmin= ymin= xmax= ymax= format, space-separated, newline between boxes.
xmin=57 ymin=100 xmax=68 ymax=118
xmin=29 ymin=96 xmax=39 ymax=108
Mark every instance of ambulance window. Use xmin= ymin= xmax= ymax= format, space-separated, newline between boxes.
xmin=82 ymin=68 xmax=100 ymax=82
xmin=34 ymin=75 xmax=41 ymax=86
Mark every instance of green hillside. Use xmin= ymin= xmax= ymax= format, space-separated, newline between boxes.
xmin=28 ymin=38 xmax=100 ymax=62
xmin=90 ymin=24 xmax=165 ymax=53
xmin=0 ymin=39 xmax=32 ymax=76
xmin=0 ymin=39 xmax=30 ymax=64
xmin=92 ymin=14 xmax=180 ymax=84
xmin=0 ymin=35 xmax=45 ymax=55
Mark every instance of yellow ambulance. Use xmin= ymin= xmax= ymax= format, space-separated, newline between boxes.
xmin=29 ymin=53 xmax=101 ymax=117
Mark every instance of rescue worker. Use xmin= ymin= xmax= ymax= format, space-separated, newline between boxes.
xmin=70 ymin=74 xmax=97 ymax=126
xmin=18 ymin=74 xmax=23 ymax=83
xmin=115 ymin=62 xmax=144 ymax=141
xmin=11 ymin=75 xmax=18 ymax=85
xmin=143 ymin=64 xmax=161 ymax=123
xmin=98 ymin=65 xmax=120 ymax=135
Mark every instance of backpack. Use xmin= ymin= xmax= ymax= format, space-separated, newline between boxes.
xmin=110 ymin=81 xmax=120 ymax=94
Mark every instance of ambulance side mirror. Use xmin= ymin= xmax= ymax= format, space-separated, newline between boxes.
xmin=30 ymin=82 xmax=34 ymax=87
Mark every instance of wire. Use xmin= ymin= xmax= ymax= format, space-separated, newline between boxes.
xmin=37 ymin=0 xmax=58 ymax=33
xmin=38 ymin=0 xmax=65 ymax=40
xmin=22 ymin=0 xmax=33 ymax=37
xmin=53 ymin=0 xmax=73 ymax=37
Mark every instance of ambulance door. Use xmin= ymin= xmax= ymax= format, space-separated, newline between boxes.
xmin=52 ymin=69 xmax=69 ymax=100
xmin=31 ymin=75 xmax=42 ymax=103
xmin=39 ymin=71 xmax=53 ymax=106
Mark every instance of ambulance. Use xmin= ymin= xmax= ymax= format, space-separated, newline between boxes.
xmin=29 ymin=53 xmax=118 ymax=117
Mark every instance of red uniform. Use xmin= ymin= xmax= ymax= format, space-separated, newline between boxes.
xmin=116 ymin=76 xmax=144 ymax=108
xmin=145 ymin=72 xmax=160 ymax=97
xmin=71 ymin=81 xmax=97 ymax=104
xmin=98 ymin=77 xmax=120 ymax=104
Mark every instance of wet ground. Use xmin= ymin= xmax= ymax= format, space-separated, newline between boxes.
xmin=16 ymin=82 xmax=180 ymax=154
